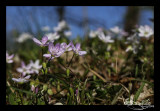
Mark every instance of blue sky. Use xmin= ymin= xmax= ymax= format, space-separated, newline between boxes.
xmin=6 ymin=6 xmax=153 ymax=39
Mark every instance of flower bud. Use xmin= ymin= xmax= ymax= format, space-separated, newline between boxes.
xmin=93 ymin=75 xmax=96 ymax=81
xmin=41 ymin=69 xmax=44 ymax=75
xmin=43 ymin=84 xmax=48 ymax=91
xmin=34 ymin=79 xmax=39 ymax=87
xmin=66 ymin=69 xmax=70 ymax=77
xmin=42 ymin=62 xmax=47 ymax=69
xmin=47 ymin=89 xmax=53 ymax=96
xmin=45 ymin=68 xmax=48 ymax=74
xmin=57 ymin=81 xmax=60 ymax=92
xmin=128 ymin=82 xmax=132 ymax=91
xmin=86 ymin=93 xmax=91 ymax=98
xmin=35 ymin=87 xmax=38 ymax=94
xmin=31 ymin=85 xmax=35 ymax=92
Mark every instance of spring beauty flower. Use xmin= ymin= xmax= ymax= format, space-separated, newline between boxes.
xmin=6 ymin=51 xmax=14 ymax=63
xmin=43 ymin=42 xmax=64 ymax=60
xmin=71 ymin=42 xmax=87 ymax=56
xmin=60 ymin=42 xmax=72 ymax=52
xmin=98 ymin=32 xmax=114 ymax=43
xmin=89 ymin=28 xmax=103 ymax=38
xmin=33 ymin=36 xmax=49 ymax=47
xmin=16 ymin=33 xmax=33 ymax=43
xmin=29 ymin=60 xmax=42 ymax=74
xmin=46 ymin=32 xmax=60 ymax=42
xmin=64 ymin=31 xmax=72 ymax=37
xmin=138 ymin=25 xmax=153 ymax=38
xmin=12 ymin=75 xmax=31 ymax=84
xmin=110 ymin=26 xmax=128 ymax=39
xmin=110 ymin=26 xmax=121 ymax=34
xmin=16 ymin=61 xmax=33 ymax=76
xmin=53 ymin=20 xmax=67 ymax=32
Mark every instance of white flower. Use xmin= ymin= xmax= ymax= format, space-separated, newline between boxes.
xmin=64 ymin=31 xmax=72 ymax=37
xmin=53 ymin=26 xmax=62 ymax=32
xmin=110 ymin=26 xmax=121 ymax=34
xmin=16 ymin=61 xmax=32 ymax=76
xmin=16 ymin=33 xmax=33 ymax=43
xmin=98 ymin=32 xmax=114 ymax=43
xmin=29 ymin=60 xmax=42 ymax=74
xmin=89 ymin=28 xmax=103 ymax=38
xmin=138 ymin=25 xmax=153 ymax=38
xmin=46 ymin=32 xmax=60 ymax=41
xmin=89 ymin=31 xmax=97 ymax=38
xmin=59 ymin=20 xmax=67 ymax=28
xmin=42 ymin=26 xmax=50 ymax=32
xmin=6 ymin=51 xmax=14 ymax=63
xmin=12 ymin=75 xmax=31 ymax=84
xmin=53 ymin=20 xmax=67 ymax=32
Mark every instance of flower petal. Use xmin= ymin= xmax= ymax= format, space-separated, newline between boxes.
xmin=16 ymin=68 xmax=23 ymax=73
xmin=8 ymin=54 xmax=14 ymax=59
xmin=78 ymin=51 xmax=87 ymax=56
xmin=25 ymin=75 xmax=31 ymax=79
xmin=75 ymin=43 xmax=81 ymax=51
xmin=41 ymin=36 xmax=48 ymax=44
xmin=48 ymin=42 xmax=54 ymax=53
xmin=43 ymin=54 xmax=51 ymax=58
xmin=7 ymin=60 xmax=13 ymax=63
xmin=12 ymin=78 xmax=19 ymax=82
xmin=33 ymin=38 xmax=42 ymax=46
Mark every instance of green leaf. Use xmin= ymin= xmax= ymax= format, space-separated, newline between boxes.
xmin=7 ymin=86 xmax=36 ymax=96
xmin=81 ymin=78 xmax=88 ymax=103
xmin=134 ymin=82 xmax=145 ymax=102
xmin=37 ymin=98 xmax=45 ymax=105
xmin=9 ymin=93 xmax=18 ymax=105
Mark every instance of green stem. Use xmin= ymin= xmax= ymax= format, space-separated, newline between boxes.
xmin=67 ymin=53 xmax=75 ymax=67
xmin=42 ymin=47 xmax=44 ymax=62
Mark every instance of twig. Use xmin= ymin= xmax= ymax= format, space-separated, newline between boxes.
xmin=82 ymin=63 xmax=107 ymax=82
xmin=7 ymin=81 xmax=15 ymax=93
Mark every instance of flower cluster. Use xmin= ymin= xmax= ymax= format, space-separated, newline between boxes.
xmin=110 ymin=26 xmax=128 ymax=37
xmin=89 ymin=28 xmax=103 ymax=38
xmin=12 ymin=60 xmax=41 ymax=84
xmin=33 ymin=36 xmax=87 ymax=60
xmin=16 ymin=60 xmax=42 ymax=76
xmin=43 ymin=41 xmax=87 ymax=60
xmin=6 ymin=51 xmax=14 ymax=63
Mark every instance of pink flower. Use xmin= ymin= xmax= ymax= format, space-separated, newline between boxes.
xmin=6 ymin=52 xmax=14 ymax=63
xmin=33 ymin=36 xmax=49 ymax=47
xmin=71 ymin=42 xmax=87 ymax=56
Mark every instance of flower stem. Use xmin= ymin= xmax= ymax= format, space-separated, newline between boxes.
xmin=42 ymin=48 xmax=44 ymax=62
xmin=67 ymin=53 xmax=75 ymax=68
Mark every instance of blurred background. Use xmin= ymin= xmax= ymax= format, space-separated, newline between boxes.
xmin=6 ymin=6 xmax=154 ymax=50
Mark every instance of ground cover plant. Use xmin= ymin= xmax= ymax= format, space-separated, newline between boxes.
xmin=6 ymin=20 xmax=154 ymax=105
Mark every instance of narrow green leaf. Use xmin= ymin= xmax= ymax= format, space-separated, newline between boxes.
xmin=134 ymin=82 xmax=145 ymax=102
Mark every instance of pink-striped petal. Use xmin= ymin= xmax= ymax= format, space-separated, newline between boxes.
xmin=33 ymin=38 xmax=42 ymax=46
